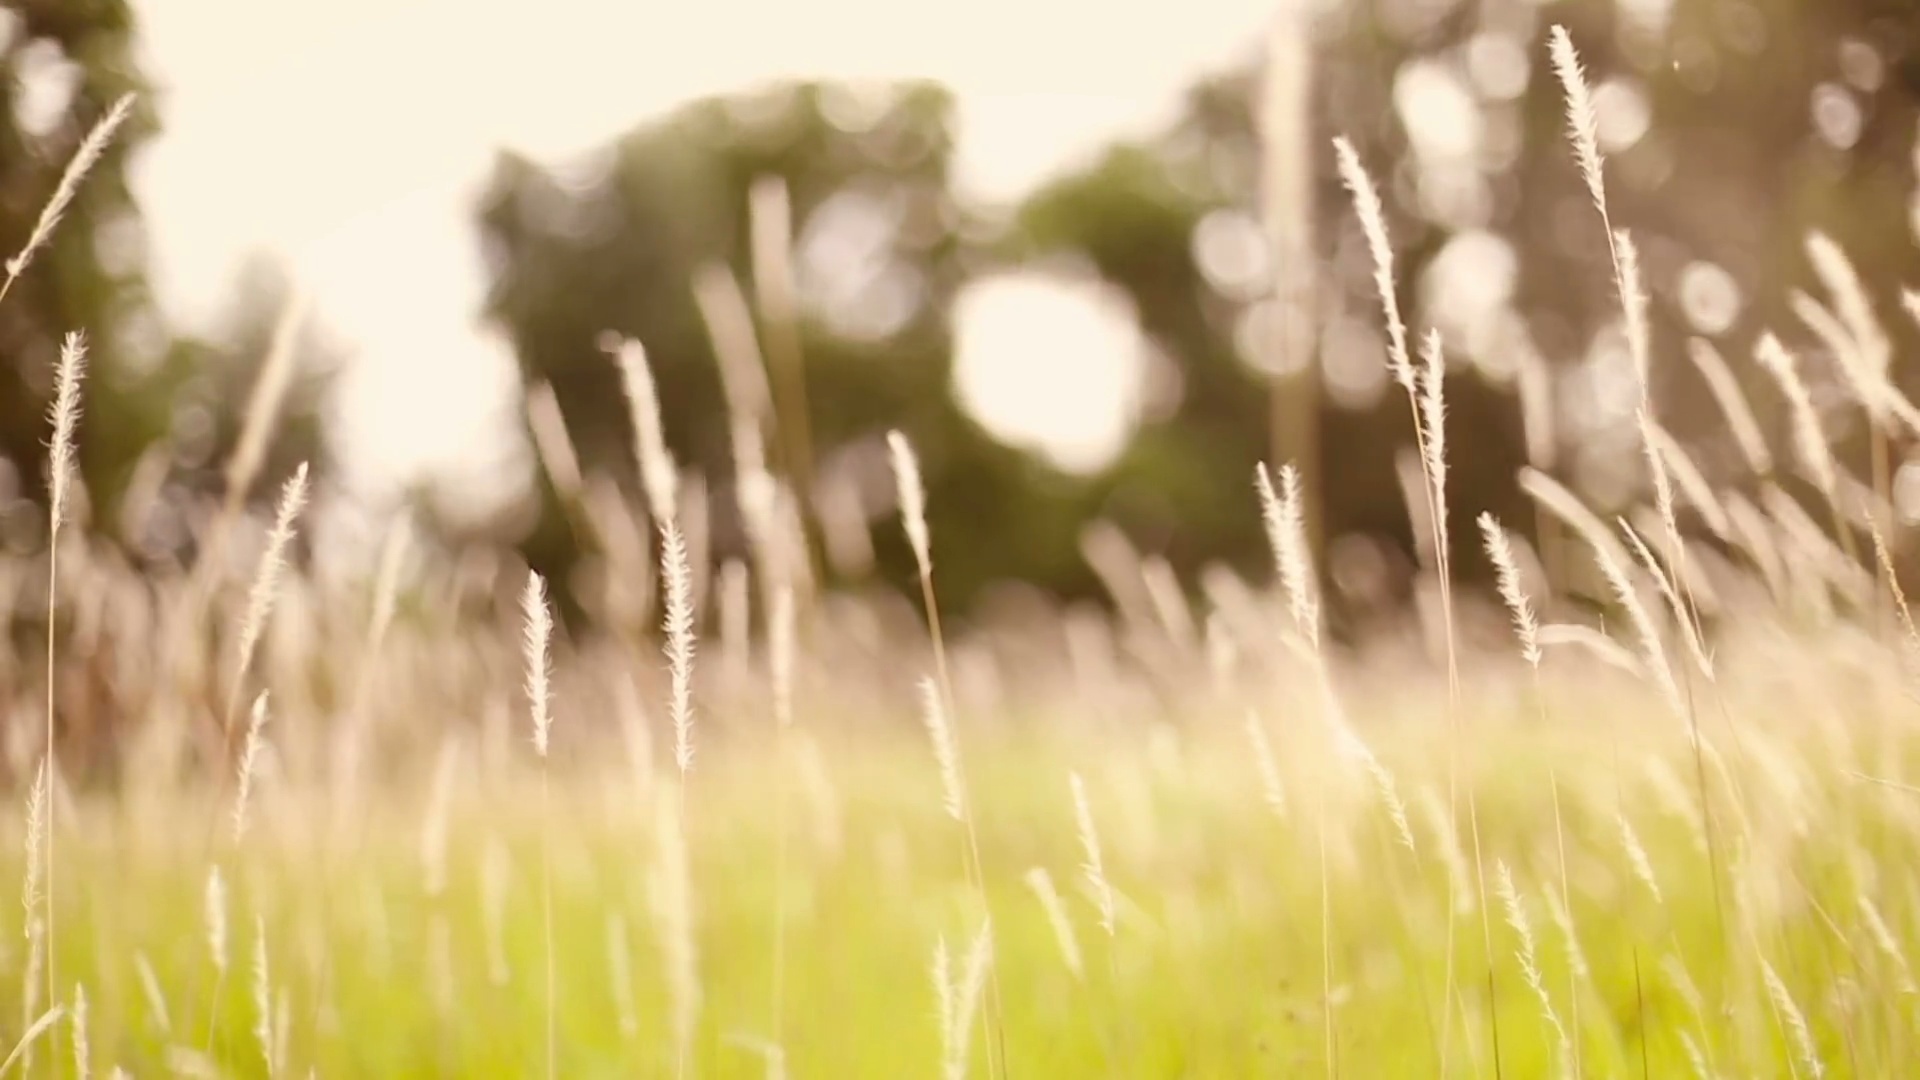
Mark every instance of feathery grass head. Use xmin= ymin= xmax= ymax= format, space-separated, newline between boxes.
xmin=1760 ymin=958 xmax=1822 ymax=1079
xmin=1255 ymin=463 xmax=1317 ymax=647
xmin=236 ymin=463 xmax=310 ymax=684
xmin=47 ymin=332 xmax=87 ymax=534
xmin=22 ymin=759 xmax=46 ymax=935
xmin=1549 ymin=26 xmax=1606 ymax=222
xmin=1418 ymin=329 xmax=1448 ymax=504
xmin=918 ymin=676 xmax=965 ymax=822
xmin=2 ymin=95 xmax=135 ymax=300
xmin=1333 ymin=136 xmax=1414 ymax=393
xmin=1478 ymin=513 xmax=1540 ymax=667
xmin=232 ymin=692 xmax=270 ymax=843
xmin=521 ymin=571 xmax=553 ymax=758
xmin=1805 ymin=231 xmax=1889 ymax=381
xmin=1615 ymin=230 xmax=1651 ymax=389
xmin=662 ymin=519 xmax=696 ymax=775
xmin=1495 ymin=861 xmax=1569 ymax=1064
xmin=887 ymin=430 xmax=931 ymax=578
xmin=951 ymin=922 xmax=993 ymax=1080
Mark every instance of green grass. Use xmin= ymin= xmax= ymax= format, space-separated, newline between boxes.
xmin=15 ymin=650 xmax=1919 ymax=1078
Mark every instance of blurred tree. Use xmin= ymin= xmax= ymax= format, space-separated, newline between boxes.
xmin=473 ymin=0 xmax=1920 ymax=627
xmin=475 ymin=79 xmax=1103 ymax=622
xmin=1004 ymin=0 xmax=1920 ymax=615
xmin=0 ymin=0 xmax=164 ymax=546
xmin=0 ymin=3 xmax=336 ymax=566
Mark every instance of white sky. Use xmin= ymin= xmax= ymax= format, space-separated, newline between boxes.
xmin=128 ymin=0 xmax=1278 ymax=501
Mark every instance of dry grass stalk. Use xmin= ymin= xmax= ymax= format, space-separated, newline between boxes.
xmin=920 ymin=677 xmax=967 ymax=823
xmin=1255 ymin=463 xmax=1317 ymax=646
xmin=1479 ymin=514 xmax=1540 ymax=667
xmin=1520 ymin=467 xmax=1634 ymax=593
xmin=252 ymin=918 xmax=274 ymax=1078
xmin=691 ymin=263 xmax=774 ymax=427
xmin=525 ymin=382 xmax=585 ymax=505
xmin=71 ymin=982 xmax=87 ymax=1080
xmin=1022 ymin=868 xmax=1084 ymax=979
xmin=1620 ymin=522 xmax=1715 ymax=684
xmin=749 ymin=176 xmax=819 ymax=542
xmin=888 ymin=432 xmax=932 ymax=580
xmin=232 ymin=692 xmax=270 ymax=843
xmin=1550 ymin=27 xmax=1607 ymax=235
xmin=1686 ymin=338 xmax=1773 ymax=476
xmin=232 ymin=463 xmax=310 ymax=725
xmin=1069 ymin=773 xmax=1116 ymax=938
xmin=650 ymin=787 xmax=700 ymax=1078
xmin=1495 ymin=863 xmax=1571 ymax=1069
xmin=0 ymin=1008 xmax=65 ymax=1078
xmin=1805 ymin=233 xmax=1890 ymax=391
xmin=1869 ymin=524 xmax=1920 ymax=656
xmin=521 ymin=570 xmax=557 ymax=1080
xmin=224 ymin=292 xmax=310 ymax=520
xmin=1645 ymin=423 xmax=1731 ymax=542
xmin=1245 ymin=710 xmax=1288 ymax=818
xmin=1618 ymin=815 xmax=1662 ymax=904
xmin=609 ymin=337 xmax=679 ymax=528
xmin=522 ymin=573 xmax=554 ymax=758
xmin=205 ymin=867 xmax=228 ymax=978
xmin=1332 ymin=137 xmax=1414 ymax=393
xmin=134 ymin=953 xmax=170 ymax=1036
xmin=0 ymin=94 xmax=135 ymax=305
xmin=1537 ymin=623 xmax=1645 ymax=678
xmin=663 ymin=521 xmax=696 ymax=777
xmin=42 ymin=330 xmax=86 ymax=1013
xmin=1755 ymin=334 xmax=1837 ymax=500
xmin=1589 ymin=533 xmax=1687 ymax=720
xmin=886 ymin=429 xmax=1004 ymax=1076
xmin=1760 ymin=958 xmax=1822 ymax=1079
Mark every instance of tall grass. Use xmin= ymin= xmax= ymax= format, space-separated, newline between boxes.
xmin=4 ymin=22 xmax=1920 ymax=1080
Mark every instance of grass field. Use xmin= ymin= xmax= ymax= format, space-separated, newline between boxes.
xmin=7 ymin=17 xmax=1920 ymax=1080
xmin=15 ymin=621 xmax=1920 ymax=1078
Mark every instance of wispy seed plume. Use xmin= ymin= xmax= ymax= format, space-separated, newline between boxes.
xmin=47 ymin=332 xmax=87 ymax=531
xmin=521 ymin=572 xmax=553 ymax=757
xmin=1333 ymin=136 xmax=1414 ymax=393
xmin=888 ymin=431 xmax=931 ymax=578
xmin=1549 ymin=26 xmax=1607 ymax=226
xmin=1478 ymin=513 xmax=1540 ymax=667
xmin=662 ymin=520 xmax=696 ymax=775
xmin=919 ymin=676 xmax=966 ymax=823
xmin=1 ymin=95 xmax=135 ymax=303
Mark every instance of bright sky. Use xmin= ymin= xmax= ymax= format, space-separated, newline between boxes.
xmin=129 ymin=0 xmax=1278 ymax=504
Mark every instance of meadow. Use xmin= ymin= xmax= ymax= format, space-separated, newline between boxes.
xmin=4 ymin=22 xmax=1920 ymax=1080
